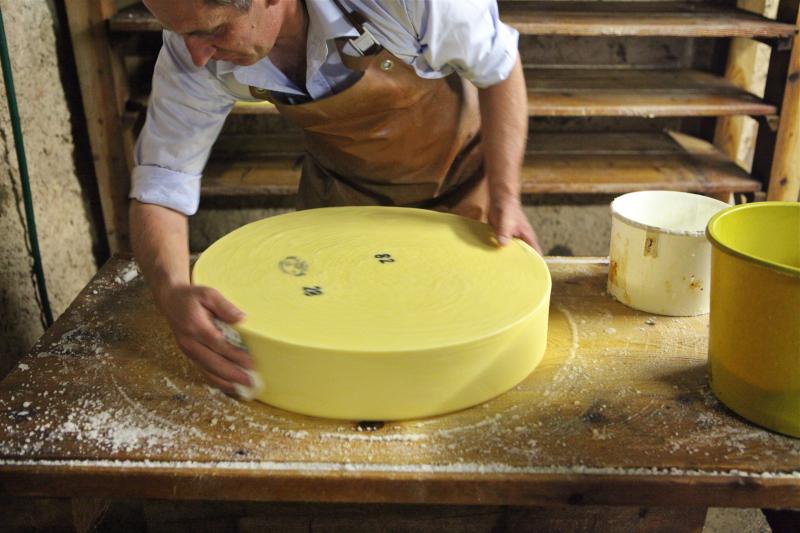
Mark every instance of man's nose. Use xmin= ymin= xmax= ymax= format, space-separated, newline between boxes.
xmin=184 ymin=35 xmax=216 ymax=67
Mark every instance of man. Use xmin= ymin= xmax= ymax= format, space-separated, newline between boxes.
xmin=131 ymin=0 xmax=541 ymax=396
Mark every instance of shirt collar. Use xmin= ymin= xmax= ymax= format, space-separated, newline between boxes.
xmin=215 ymin=0 xmax=358 ymax=79
xmin=309 ymin=0 xmax=360 ymax=41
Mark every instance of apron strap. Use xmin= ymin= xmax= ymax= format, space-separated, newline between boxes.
xmin=330 ymin=0 xmax=382 ymax=56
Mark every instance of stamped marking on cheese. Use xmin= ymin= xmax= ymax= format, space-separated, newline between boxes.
xmin=279 ymin=256 xmax=308 ymax=277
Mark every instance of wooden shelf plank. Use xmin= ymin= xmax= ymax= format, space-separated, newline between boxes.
xmin=500 ymin=2 xmax=798 ymax=38
xmin=525 ymin=68 xmax=777 ymax=116
xmin=201 ymin=130 xmax=761 ymax=197
xmin=521 ymin=130 xmax=761 ymax=193
xmin=109 ymin=3 xmax=160 ymax=32
xmin=131 ymin=69 xmax=773 ymax=118
xmin=110 ymin=2 xmax=797 ymax=38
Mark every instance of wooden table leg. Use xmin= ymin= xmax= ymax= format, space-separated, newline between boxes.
xmin=502 ymin=506 xmax=707 ymax=533
xmin=763 ymin=509 xmax=800 ymax=532
xmin=71 ymin=497 xmax=109 ymax=533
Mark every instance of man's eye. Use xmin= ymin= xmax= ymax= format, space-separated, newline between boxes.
xmin=190 ymin=26 xmax=224 ymax=38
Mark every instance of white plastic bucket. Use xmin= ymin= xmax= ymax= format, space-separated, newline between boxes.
xmin=608 ymin=191 xmax=730 ymax=316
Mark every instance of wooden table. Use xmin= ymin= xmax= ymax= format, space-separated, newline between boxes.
xmin=2 ymin=256 xmax=799 ymax=527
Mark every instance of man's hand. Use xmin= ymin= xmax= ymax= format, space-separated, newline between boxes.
xmin=130 ymin=200 xmax=256 ymax=395
xmin=489 ymin=194 xmax=542 ymax=253
xmin=157 ymin=284 xmax=254 ymax=395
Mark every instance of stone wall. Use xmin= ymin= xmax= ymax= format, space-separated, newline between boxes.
xmin=0 ymin=0 xmax=99 ymax=378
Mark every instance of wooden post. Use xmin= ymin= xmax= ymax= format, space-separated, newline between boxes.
xmin=752 ymin=0 xmax=800 ymax=200
xmin=767 ymin=7 xmax=800 ymax=200
xmin=65 ymin=0 xmax=132 ymax=252
xmin=71 ymin=498 xmax=110 ymax=533
xmin=713 ymin=0 xmax=777 ymax=204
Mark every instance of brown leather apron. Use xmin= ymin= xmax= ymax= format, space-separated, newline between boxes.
xmin=249 ymin=3 xmax=488 ymax=221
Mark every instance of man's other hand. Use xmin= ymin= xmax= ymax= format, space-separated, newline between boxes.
xmin=489 ymin=195 xmax=542 ymax=253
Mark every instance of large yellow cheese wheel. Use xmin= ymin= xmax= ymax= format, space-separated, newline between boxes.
xmin=193 ymin=207 xmax=551 ymax=420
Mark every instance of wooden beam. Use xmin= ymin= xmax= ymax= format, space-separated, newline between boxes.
xmin=65 ymin=1 xmax=132 ymax=253
xmin=768 ymin=5 xmax=800 ymax=200
xmin=713 ymin=0 xmax=776 ymax=202
xmin=71 ymin=498 xmax=110 ymax=533
xmin=752 ymin=0 xmax=800 ymax=196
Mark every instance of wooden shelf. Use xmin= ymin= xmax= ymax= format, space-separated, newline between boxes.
xmin=71 ymin=0 xmax=800 ymax=254
xmin=110 ymin=1 xmax=797 ymax=39
xmin=201 ymin=130 xmax=760 ymax=198
xmin=520 ymin=130 xmax=760 ymax=193
xmin=109 ymin=3 xmax=160 ymax=32
xmin=500 ymin=2 xmax=798 ymax=38
xmin=203 ymin=133 xmax=303 ymax=197
xmin=129 ymin=68 xmax=773 ymax=118
xmin=525 ymin=68 xmax=776 ymax=116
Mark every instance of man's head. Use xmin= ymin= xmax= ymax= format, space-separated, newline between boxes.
xmin=143 ymin=0 xmax=290 ymax=68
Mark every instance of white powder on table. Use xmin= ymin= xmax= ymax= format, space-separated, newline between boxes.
xmin=114 ymin=262 xmax=139 ymax=284
xmin=2 ymin=458 xmax=800 ymax=481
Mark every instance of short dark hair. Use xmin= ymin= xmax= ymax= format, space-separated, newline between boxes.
xmin=208 ymin=0 xmax=252 ymax=10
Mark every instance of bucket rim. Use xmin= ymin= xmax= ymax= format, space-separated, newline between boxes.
xmin=610 ymin=190 xmax=729 ymax=237
xmin=706 ymin=201 xmax=800 ymax=278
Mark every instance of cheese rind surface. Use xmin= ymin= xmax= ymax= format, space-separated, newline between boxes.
xmin=193 ymin=207 xmax=551 ymax=420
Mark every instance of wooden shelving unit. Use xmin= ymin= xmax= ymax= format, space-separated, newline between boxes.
xmin=524 ymin=68 xmax=777 ymax=116
xmin=110 ymin=1 xmax=798 ymax=39
xmin=501 ymin=1 xmax=797 ymax=38
xmin=131 ymin=67 xmax=782 ymax=118
xmin=201 ymin=130 xmax=758 ymax=197
xmin=67 ymin=0 xmax=799 ymax=252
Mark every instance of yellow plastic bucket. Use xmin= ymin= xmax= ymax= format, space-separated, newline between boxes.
xmin=706 ymin=202 xmax=800 ymax=437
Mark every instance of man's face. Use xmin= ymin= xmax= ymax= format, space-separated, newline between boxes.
xmin=143 ymin=0 xmax=280 ymax=67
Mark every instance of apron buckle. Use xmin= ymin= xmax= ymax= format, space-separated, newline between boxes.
xmin=350 ymin=26 xmax=381 ymax=56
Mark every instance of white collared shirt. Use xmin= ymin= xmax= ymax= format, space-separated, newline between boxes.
xmin=131 ymin=0 xmax=519 ymax=215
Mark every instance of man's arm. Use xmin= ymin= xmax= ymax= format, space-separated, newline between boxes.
xmin=129 ymin=32 xmax=257 ymax=394
xmin=478 ymin=53 xmax=541 ymax=252
xmin=130 ymin=201 xmax=254 ymax=393
xmin=398 ymin=0 xmax=541 ymax=252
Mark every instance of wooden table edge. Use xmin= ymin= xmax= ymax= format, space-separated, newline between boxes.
xmin=2 ymin=462 xmax=800 ymax=507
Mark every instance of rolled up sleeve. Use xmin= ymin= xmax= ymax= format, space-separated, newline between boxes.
xmin=404 ymin=0 xmax=519 ymax=88
xmin=129 ymin=165 xmax=203 ymax=215
xmin=131 ymin=32 xmax=235 ymax=216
